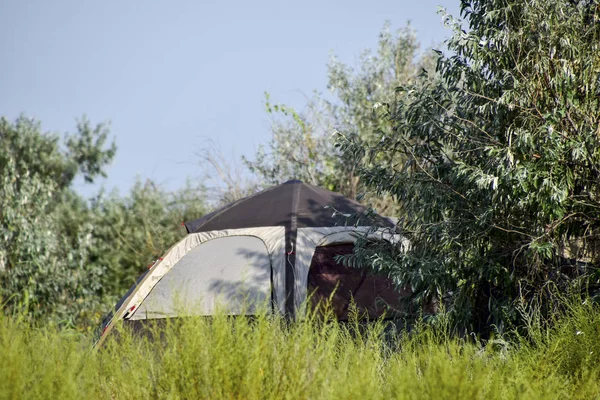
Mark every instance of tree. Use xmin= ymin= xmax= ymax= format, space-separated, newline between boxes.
xmin=0 ymin=116 xmax=116 ymax=324
xmin=337 ymin=0 xmax=600 ymax=334
xmin=0 ymin=116 xmax=209 ymax=329
xmin=243 ymin=23 xmax=435 ymax=214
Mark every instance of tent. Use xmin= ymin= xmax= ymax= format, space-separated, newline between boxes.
xmin=97 ymin=180 xmax=405 ymax=344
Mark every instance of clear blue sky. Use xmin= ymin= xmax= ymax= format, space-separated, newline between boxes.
xmin=1 ymin=0 xmax=460 ymax=197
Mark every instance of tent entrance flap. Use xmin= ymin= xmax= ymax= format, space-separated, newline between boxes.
xmin=307 ymin=244 xmax=405 ymax=320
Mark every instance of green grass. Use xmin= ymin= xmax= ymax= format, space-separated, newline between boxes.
xmin=1 ymin=301 xmax=600 ymax=399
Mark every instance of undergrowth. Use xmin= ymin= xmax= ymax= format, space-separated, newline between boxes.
xmin=1 ymin=300 xmax=599 ymax=399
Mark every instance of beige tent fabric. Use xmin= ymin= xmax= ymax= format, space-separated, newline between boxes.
xmin=294 ymin=227 xmax=406 ymax=313
xmin=120 ymin=227 xmax=286 ymax=319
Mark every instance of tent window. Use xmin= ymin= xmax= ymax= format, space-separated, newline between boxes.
xmin=307 ymin=244 xmax=404 ymax=320
xmin=131 ymin=236 xmax=272 ymax=319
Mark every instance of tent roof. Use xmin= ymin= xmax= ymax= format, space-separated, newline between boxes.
xmin=185 ymin=180 xmax=393 ymax=233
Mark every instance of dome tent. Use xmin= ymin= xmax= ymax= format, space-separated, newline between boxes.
xmin=97 ymin=180 xmax=404 ymax=345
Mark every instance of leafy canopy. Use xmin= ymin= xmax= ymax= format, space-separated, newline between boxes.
xmin=0 ymin=116 xmax=208 ymax=328
xmin=0 ymin=116 xmax=116 ymax=323
xmin=337 ymin=0 xmax=600 ymax=334
xmin=244 ymin=23 xmax=434 ymax=214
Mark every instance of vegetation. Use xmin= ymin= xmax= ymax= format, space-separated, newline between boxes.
xmin=2 ymin=299 xmax=600 ymax=399
xmin=242 ymin=23 xmax=435 ymax=214
xmin=0 ymin=116 xmax=116 ymax=326
xmin=2 ymin=0 xmax=600 ymax=397
xmin=337 ymin=0 xmax=600 ymax=334
xmin=0 ymin=116 xmax=208 ymax=329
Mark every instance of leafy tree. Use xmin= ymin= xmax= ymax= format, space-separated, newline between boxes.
xmin=0 ymin=116 xmax=115 ymax=323
xmin=338 ymin=0 xmax=600 ymax=334
xmin=0 ymin=116 xmax=208 ymax=328
xmin=244 ymin=23 xmax=435 ymax=214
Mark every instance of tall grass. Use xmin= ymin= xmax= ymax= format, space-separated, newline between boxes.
xmin=1 ymin=301 xmax=600 ymax=399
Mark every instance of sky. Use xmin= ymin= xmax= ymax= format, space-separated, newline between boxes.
xmin=0 ymin=0 xmax=460 ymax=197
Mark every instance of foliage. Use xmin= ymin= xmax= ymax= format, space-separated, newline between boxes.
xmin=245 ymin=92 xmax=335 ymax=189
xmin=0 ymin=116 xmax=208 ymax=329
xmin=337 ymin=0 xmax=600 ymax=334
xmin=57 ymin=180 xmax=208 ymax=327
xmin=244 ymin=23 xmax=435 ymax=213
xmin=0 ymin=116 xmax=116 ymax=324
xmin=2 ymin=299 xmax=600 ymax=399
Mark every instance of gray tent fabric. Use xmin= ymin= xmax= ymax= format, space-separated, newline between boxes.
xmin=97 ymin=181 xmax=402 ymax=347
xmin=132 ymin=236 xmax=272 ymax=319
xmin=117 ymin=227 xmax=286 ymax=319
